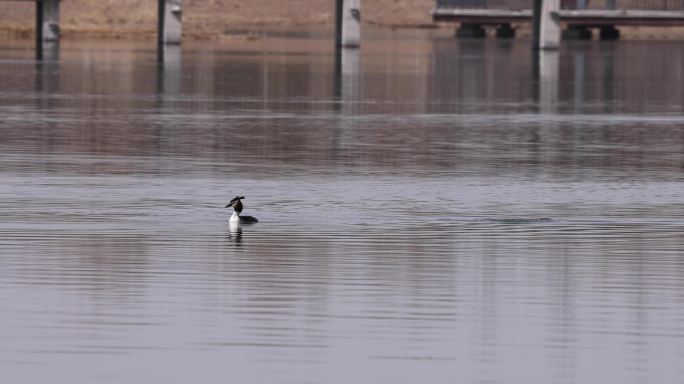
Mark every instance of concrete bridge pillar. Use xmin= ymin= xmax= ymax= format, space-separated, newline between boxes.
xmin=336 ymin=0 xmax=361 ymax=48
xmin=36 ymin=0 xmax=60 ymax=42
xmin=158 ymin=0 xmax=183 ymax=45
xmin=533 ymin=0 xmax=561 ymax=50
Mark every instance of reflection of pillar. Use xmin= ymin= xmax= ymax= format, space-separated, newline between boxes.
xmin=539 ymin=51 xmax=559 ymax=114
xmin=573 ymin=52 xmax=585 ymax=114
xmin=42 ymin=42 xmax=59 ymax=62
xmin=333 ymin=48 xmax=361 ymax=156
xmin=155 ymin=44 xmax=181 ymax=160
xmin=602 ymin=44 xmax=615 ymax=113
xmin=35 ymin=56 xmax=59 ymax=152
xmin=333 ymin=48 xmax=342 ymax=101
xmin=341 ymin=48 xmax=360 ymax=110
xmin=159 ymin=45 xmax=182 ymax=95
xmin=341 ymin=0 xmax=361 ymax=48
xmin=533 ymin=0 xmax=560 ymax=50
xmin=158 ymin=0 xmax=183 ymax=46
xmin=35 ymin=52 xmax=60 ymax=93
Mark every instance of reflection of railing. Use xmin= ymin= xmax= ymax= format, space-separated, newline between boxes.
xmin=435 ymin=0 xmax=684 ymax=10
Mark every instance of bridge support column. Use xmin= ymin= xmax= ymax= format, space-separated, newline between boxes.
xmin=158 ymin=0 xmax=183 ymax=45
xmin=456 ymin=23 xmax=485 ymax=38
xmin=495 ymin=24 xmax=515 ymax=39
xmin=36 ymin=0 xmax=60 ymax=60
xmin=533 ymin=0 xmax=560 ymax=50
xmin=563 ymin=25 xmax=592 ymax=39
xmin=600 ymin=26 xmax=620 ymax=40
xmin=336 ymin=0 xmax=361 ymax=48
xmin=37 ymin=0 xmax=60 ymax=42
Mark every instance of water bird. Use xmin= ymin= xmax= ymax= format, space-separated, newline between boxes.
xmin=225 ymin=196 xmax=259 ymax=224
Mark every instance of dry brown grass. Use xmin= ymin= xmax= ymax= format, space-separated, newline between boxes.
xmin=2 ymin=1 xmax=683 ymax=40
xmin=0 ymin=0 xmax=436 ymax=38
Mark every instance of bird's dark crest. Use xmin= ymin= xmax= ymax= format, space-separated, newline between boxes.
xmin=229 ymin=196 xmax=245 ymax=205
xmin=225 ymin=196 xmax=246 ymax=209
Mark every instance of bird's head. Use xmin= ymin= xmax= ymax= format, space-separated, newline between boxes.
xmin=225 ymin=196 xmax=245 ymax=212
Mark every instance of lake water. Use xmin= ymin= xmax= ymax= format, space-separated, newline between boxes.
xmin=1 ymin=30 xmax=684 ymax=383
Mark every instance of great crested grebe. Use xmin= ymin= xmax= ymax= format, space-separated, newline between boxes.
xmin=225 ymin=196 xmax=259 ymax=224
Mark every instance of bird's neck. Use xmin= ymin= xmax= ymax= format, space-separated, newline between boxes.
xmin=230 ymin=211 xmax=240 ymax=222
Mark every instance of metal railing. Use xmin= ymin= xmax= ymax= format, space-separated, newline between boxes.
xmin=435 ymin=0 xmax=684 ymax=10
xmin=435 ymin=0 xmax=529 ymax=10
xmin=564 ymin=0 xmax=684 ymax=10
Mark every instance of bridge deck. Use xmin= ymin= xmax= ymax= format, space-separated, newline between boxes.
xmin=433 ymin=8 xmax=684 ymax=26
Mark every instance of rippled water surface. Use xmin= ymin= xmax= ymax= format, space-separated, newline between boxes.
xmin=1 ymin=31 xmax=684 ymax=383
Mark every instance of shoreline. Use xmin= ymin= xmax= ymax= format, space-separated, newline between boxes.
xmin=0 ymin=22 xmax=444 ymax=42
xmin=0 ymin=0 xmax=436 ymax=40
xmin=2 ymin=22 xmax=684 ymax=42
xmin=3 ymin=0 xmax=684 ymax=42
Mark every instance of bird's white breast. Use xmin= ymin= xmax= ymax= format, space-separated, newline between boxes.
xmin=229 ymin=211 xmax=240 ymax=224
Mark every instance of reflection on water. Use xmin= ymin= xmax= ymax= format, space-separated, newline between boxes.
xmin=1 ymin=31 xmax=684 ymax=384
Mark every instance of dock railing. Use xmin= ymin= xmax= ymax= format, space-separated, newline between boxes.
xmin=565 ymin=1 xmax=684 ymax=10
xmin=436 ymin=0 xmax=684 ymax=11
xmin=435 ymin=0 xmax=529 ymax=10
xmin=434 ymin=0 xmax=684 ymax=11
xmin=434 ymin=0 xmax=684 ymax=27
xmin=433 ymin=0 xmax=684 ymax=41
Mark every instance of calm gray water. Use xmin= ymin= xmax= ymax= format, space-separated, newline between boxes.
xmin=1 ymin=30 xmax=684 ymax=383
